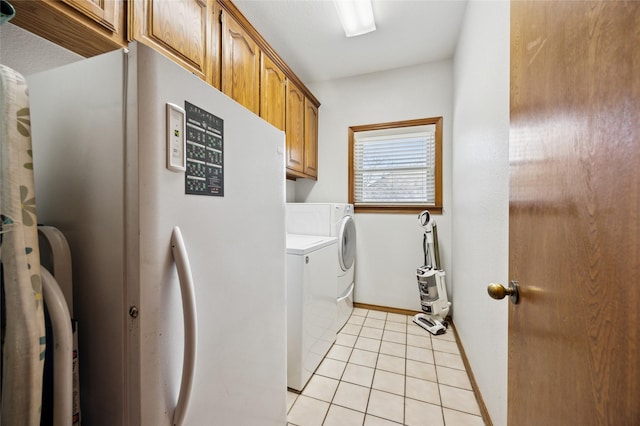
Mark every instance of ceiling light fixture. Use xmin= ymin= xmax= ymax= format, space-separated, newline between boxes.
xmin=333 ymin=0 xmax=376 ymax=38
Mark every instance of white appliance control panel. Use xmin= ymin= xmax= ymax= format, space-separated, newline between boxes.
xmin=166 ymin=102 xmax=186 ymax=172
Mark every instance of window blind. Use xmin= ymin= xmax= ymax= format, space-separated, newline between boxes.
xmin=353 ymin=130 xmax=436 ymax=204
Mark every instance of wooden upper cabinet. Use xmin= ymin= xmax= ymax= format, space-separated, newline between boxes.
xmin=260 ymin=53 xmax=287 ymax=131
xmin=12 ymin=0 xmax=321 ymax=180
xmin=10 ymin=0 xmax=126 ymax=57
xmin=286 ymin=82 xmax=305 ymax=174
xmin=303 ymin=98 xmax=318 ymax=178
xmin=129 ymin=0 xmax=214 ymax=83
xmin=221 ymin=10 xmax=260 ymax=115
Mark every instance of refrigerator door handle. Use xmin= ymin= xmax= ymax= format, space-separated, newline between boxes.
xmin=170 ymin=226 xmax=198 ymax=426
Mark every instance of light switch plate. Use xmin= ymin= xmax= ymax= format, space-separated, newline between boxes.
xmin=166 ymin=103 xmax=186 ymax=172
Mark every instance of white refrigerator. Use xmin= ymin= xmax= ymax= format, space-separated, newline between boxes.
xmin=26 ymin=43 xmax=287 ymax=425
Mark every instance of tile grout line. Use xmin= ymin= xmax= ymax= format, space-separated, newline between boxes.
xmin=362 ymin=310 xmax=377 ymax=425
xmin=403 ymin=318 xmax=408 ymax=425
xmin=432 ymin=333 xmax=447 ymax=425
xmin=339 ymin=312 xmax=368 ymax=426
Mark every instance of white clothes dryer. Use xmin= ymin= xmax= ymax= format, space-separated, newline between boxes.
xmin=286 ymin=203 xmax=356 ymax=331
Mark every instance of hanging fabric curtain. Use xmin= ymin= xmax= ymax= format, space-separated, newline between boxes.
xmin=0 ymin=65 xmax=47 ymax=425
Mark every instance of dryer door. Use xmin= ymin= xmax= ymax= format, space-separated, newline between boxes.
xmin=338 ymin=216 xmax=356 ymax=271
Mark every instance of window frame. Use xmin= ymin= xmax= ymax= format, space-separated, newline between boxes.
xmin=348 ymin=117 xmax=443 ymax=214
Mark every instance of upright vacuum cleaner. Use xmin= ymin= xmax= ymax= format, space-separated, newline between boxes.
xmin=413 ymin=210 xmax=451 ymax=335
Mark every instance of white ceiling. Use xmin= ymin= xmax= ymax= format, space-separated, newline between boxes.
xmin=233 ymin=0 xmax=469 ymax=85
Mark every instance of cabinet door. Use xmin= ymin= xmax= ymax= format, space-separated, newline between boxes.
xmin=286 ymin=82 xmax=305 ymax=174
xmin=130 ymin=0 xmax=213 ymax=82
xmin=303 ymin=98 xmax=318 ymax=178
xmin=260 ymin=53 xmax=286 ymax=131
xmin=61 ymin=0 xmax=118 ymax=32
xmin=221 ymin=11 xmax=260 ymax=115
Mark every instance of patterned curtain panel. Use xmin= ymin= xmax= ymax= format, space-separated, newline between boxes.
xmin=0 ymin=65 xmax=46 ymax=425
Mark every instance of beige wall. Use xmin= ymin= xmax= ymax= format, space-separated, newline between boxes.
xmin=452 ymin=1 xmax=510 ymax=424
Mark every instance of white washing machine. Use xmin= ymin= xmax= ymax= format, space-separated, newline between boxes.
xmin=286 ymin=203 xmax=356 ymax=331
xmin=286 ymin=234 xmax=337 ymax=391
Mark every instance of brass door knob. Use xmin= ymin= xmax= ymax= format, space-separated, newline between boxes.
xmin=487 ymin=281 xmax=519 ymax=304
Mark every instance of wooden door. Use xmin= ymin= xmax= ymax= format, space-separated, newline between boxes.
xmin=303 ymin=98 xmax=318 ymax=178
xmin=508 ymin=1 xmax=639 ymax=424
xmin=221 ymin=10 xmax=260 ymax=115
xmin=260 ymin=53 xmax=286 ymax=131
xmin=129 ymin=0 xmax=213 ymax=82
xmin=286 ymin=81 xmax=305 ymax=173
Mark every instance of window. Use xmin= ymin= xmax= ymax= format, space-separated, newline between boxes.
xmin=349 ymin=117 xmax=443 ymax=214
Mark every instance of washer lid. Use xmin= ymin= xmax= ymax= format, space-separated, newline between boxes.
xmin=338 ymin=216 xmax=356 ymax=271
xmin=286 ymin=234 xmax=337 ymax=255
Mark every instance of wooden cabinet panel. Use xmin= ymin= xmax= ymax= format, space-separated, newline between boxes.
xmin=221 ymin=11 xmax=260 ymax=115
xmin=286 ymin=84 xmax=319 ymax=180
xmin=286 ymin=82 xmax=305 ymax=173
xmin=11 ymin=0 xmax=126 ymax=57
xmin=130 ymin=0 xmax=213 ymax=82
xmin=260 ymin=53 xmax=286 ymax=131
xmin=150 ymin=0 xmax=208 ymax=69
xmin=303 ymin=98 xmax=318 ymax=178
xmin=61 ymin=0 xmax=117 ymax=32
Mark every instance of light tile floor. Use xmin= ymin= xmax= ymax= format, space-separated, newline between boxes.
xmin=287 ymin=308 xmax=485 ymax=426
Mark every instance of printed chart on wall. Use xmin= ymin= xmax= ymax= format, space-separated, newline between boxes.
xmin=185 ymin=101 xmax=224 ymax=196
